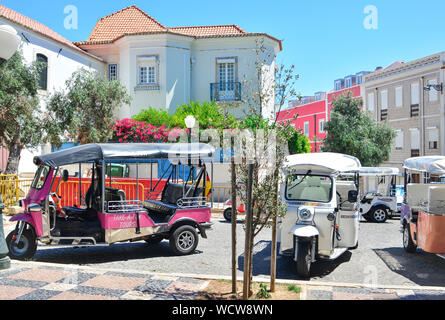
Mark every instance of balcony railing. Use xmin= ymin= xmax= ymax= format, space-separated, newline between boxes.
xmin=210 ymin=82 xmax=242 ymax=102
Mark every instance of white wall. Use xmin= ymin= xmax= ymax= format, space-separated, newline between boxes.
xmin=0 ymin=18 xmax=106 ymax=175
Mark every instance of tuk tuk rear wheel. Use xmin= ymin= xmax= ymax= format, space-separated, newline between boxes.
xmin=169 ymin=225 xmax=199 ymax=256
xmin=403 ymin=224 xmax=417 ymax=253
xmin=296 ymin=241 xmax=312 ymax=278
xmin=6 ymin=229 xmax=37 ymax=261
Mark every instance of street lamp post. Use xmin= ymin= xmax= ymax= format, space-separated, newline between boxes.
xmin=185 ymin=115 xmax=196 ymax=144
xmin=0 ymin=24 xmax=21 ymax=270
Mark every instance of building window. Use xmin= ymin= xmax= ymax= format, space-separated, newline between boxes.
xmin=357 ymin=75 xmax=363 ymax=85
xmin=304 ymin=122 xmax=310 ymax=138
xmin=36 ymin=54 xmax=48 ymax=91
xmin=137 ymin=56 xmax=158 ymax=86
xmin=319 ymin=119 xmax=325 ymax=134
xmin=345 ymin=78 xmax=351 ymax=88
xmin=380 ymin=90 xmax=388 ymax=120
xmin=395 ymin=129 xmax=404 ymax=150
xmin=216 ymin=58 xmax=237 ymax=101
xmin=411 ymin=83 xmax=419 ymax=106
xmin=395 ymin=86 xmax=403 ymax=108
xmin=428 ymin=127 xmax=439 ymax=149
xmin=367 ymin=92 xmax=375 ymax=112
xmin=410 ymin=128 xmax=420 ymax=157
xmin=334 ymin=80 xmax=343 ymax=91
xmin=428 ymin=80 xmax=439 ymax=102
xmin=108 ymin=64 xmax=118 ymax=81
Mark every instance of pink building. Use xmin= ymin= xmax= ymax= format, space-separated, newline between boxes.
xmin=277 ymin=71 xmax=369 ymax=152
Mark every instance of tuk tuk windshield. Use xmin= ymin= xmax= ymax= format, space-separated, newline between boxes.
xmin=31 ymin=165 xmax=51 ymax=190
xmin=286 ymin=175 xmax=333 ymax=203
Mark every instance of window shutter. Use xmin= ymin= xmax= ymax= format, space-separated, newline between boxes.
xmin=395 ymin=87 xmax=403 ymax=108
xmin=410 ymin=128 xmax=420 ymax=150
xmin=411 ymin=83 xmax=419 ymax=105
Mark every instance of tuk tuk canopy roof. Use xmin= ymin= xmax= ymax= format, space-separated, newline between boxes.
xmin=360 ymin=167 xmax=400 ymax=177
xmin=34 ymin=143 xmax=216 ymax=168
xmin=283 ymin=152 xmax=361 ymax=175
xmin=403 ymin=156 xmax=445 ymax=175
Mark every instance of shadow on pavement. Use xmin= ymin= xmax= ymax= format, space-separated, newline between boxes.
xmin=237 ymin=240 xmax=353 ymax=280
xmin=27 ymin=242 xmax=203 ymax=265
xmin=373 ymin=247 xmax=445 ymax=287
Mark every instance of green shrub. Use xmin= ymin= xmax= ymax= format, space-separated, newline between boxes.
xmin=133 ymin=107 xmax=175 ymax=127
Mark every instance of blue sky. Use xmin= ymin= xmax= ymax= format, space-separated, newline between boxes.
xmin=3 ymin=0 xmax=445 ymax=96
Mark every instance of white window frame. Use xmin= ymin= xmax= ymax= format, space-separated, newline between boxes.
xmin=428 ymin=79 xmax=439 ymax=102
xmin=367 ymin=92 xmax=375 ymax=112
xmin=137 ymin=56 xmax=158 ymax=86
xmin=394 ymin=129 xmax=404 ymax=150
xmin=410 ymin=128 xmax=420 ymax=151
xmin=319 ymin=119 xmax=325 ymax=134
xmin=108 ymin=64 xmax=118 ymax=81
xmin=380 ymin=90 xmax=388 ymax=110
xmin=304 ymin=122 xmax=310 ymax=138
xmin=395 ymin=86 xmax=403 ymax=108
xmin=428 ymin=127 xmax=439 ymax=149
xmin=411 ymin=83 xmax=419 ymax=105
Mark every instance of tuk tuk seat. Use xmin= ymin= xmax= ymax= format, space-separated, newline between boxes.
xmin=428 ymin=186 xmax=445 ymax=214
xmin=144 ymin=183 xmax=204 ymax=215
xmin=406 ymin=184 xmax=430 ymax=210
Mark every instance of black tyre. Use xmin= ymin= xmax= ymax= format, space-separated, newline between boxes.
xmin=6 ymin=229 xmax=37 ymax=261
xmin=403 ymin=223 xmax=417 ymax=253
xmin=144 ymin=236 xmax=164 ymax=245
xmin=296 ymin=241 xmax=312 ymax=278
xmin=169 ymin=225 xmax=199 ymax=256
xmin=223 ymin=208 xmax=232 ymax=222
xmin=370 ymin=206 xmax=388 ymax=223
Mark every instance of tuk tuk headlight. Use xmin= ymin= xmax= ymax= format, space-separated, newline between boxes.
xmin=298 ymin=207 xmax=314 ymax=223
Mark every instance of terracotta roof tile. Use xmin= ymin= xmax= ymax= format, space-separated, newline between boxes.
xmin=87 ymin=5 xmax=167 ymax=42
xmin=79 ymin=5 xmax=281 ymax=50
xmin=168 ymin=25 xmax=246 ymax=36
xmin=0 ymin=4 xmax=102 ymax=61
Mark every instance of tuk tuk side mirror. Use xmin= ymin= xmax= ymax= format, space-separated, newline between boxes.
xmin=348 ymin=190 xmax=359 ymax=203
xmin=63 ymin=170 xmax=69 ymax=182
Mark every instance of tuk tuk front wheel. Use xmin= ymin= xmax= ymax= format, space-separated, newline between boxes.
xmin=223 ymin=208 xmax=232 ymax=222
xmin=403 ymin=223 xmax=417 ymax=253
xmin=169 ymin=225 xmax=199 ymax=256
xmin=296 ymin=241 xmax=312 ymax=278
xmin=6 ymin=229 xmax=37 ymax=261
xmin=370 ymin=206 xmax=388 ymax=223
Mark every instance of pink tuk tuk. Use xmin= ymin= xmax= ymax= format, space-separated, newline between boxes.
xmin=6 ymin=143 xmax=215 ymax=260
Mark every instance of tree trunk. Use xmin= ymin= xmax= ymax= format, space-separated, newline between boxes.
xmin=243 ymin=163 xmax=254 ymax=300
xmin=270 ymin=168 xmax=279 ymax=292
xmin=4 ymin=143 xmax=22 ymax=175
xmin=231 ymin=157 xmax=238 ymax=295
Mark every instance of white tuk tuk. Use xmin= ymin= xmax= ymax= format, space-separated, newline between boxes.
xmin=278 ymin=153 xmax=361 ymax=278
xmin=359 ymin=167 xmax=401 ymax=223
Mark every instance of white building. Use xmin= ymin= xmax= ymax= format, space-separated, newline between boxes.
xmin=0 ymin=4 xmax=282 ymax=176
xmin=76 ymin=5 xmax=282 ymax=120
xmin=0 ymin=5 xmax=105 ymax=175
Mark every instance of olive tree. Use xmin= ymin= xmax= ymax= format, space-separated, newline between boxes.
xmin=45 ymin=69 xmax=131 ymax=148
xmin=0 ymin=51 xmax=44 ymax=174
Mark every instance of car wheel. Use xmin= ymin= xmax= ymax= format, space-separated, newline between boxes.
xmin=6 ymin=229 xmax=37 ymax=261
xmin=403 ymin=223 xmax=417 ymax=253
xmin=223 ymin=208 xmax=232 ymax=222
xmin=370 ymin=206 xmax=388 ymax=223
xmin=169 ymin=225 xmax=199 ymax=256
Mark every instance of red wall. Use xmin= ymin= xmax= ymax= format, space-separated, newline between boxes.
xmin=277 ymin=85 xmax=362 ymax=153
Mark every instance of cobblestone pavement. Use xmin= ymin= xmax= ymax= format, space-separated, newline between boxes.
xmin=0 ymin=262 xmax=209 ymax=300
